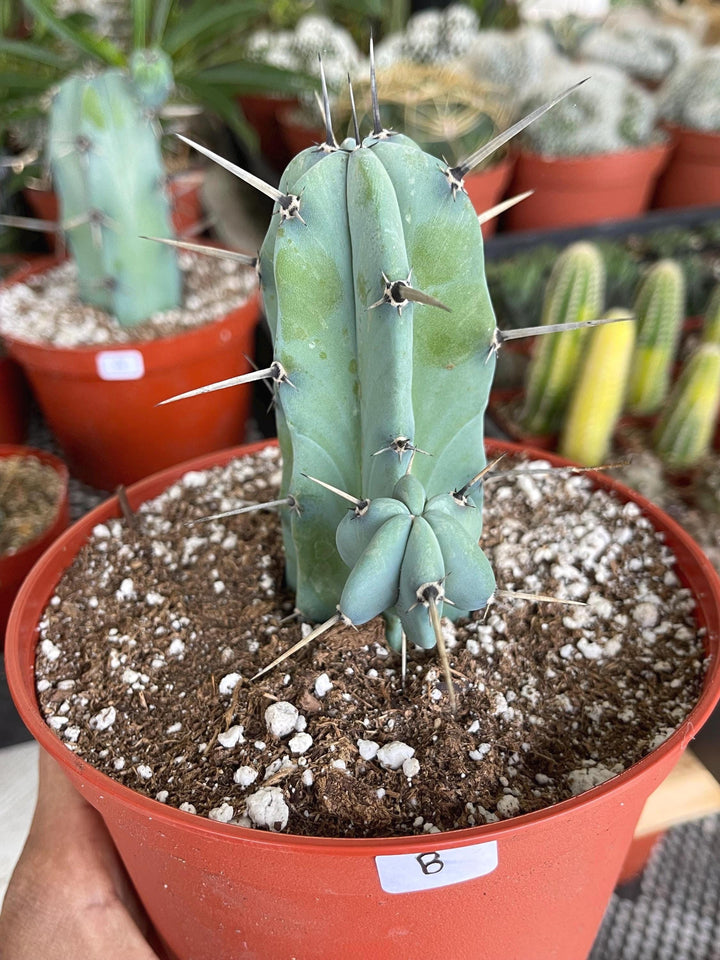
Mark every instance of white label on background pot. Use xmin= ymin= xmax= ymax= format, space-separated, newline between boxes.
xmin=375 ymin=840 xmax=498 ymax=894
xmin=96 ymin=350 xmax=145 ymax=381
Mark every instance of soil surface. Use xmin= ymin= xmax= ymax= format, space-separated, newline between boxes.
xmin=0 ymin=454 xmax=64 ymax=555
xmin=0 ymin=252 xmax=257 ymax=348
xmin=34 ymin=448 xmax=707 ymax=838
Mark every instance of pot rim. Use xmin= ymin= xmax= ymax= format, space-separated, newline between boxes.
xmin=0 ymin=444 xmax=69 ymax=565
xmin=0 ymin=255 xmax=260 ymax=366
xmin=6 ymin=438 xmax=720 ymax=856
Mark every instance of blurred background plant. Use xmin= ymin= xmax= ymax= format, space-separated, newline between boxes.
xmin=657 ymin=46 xmax=720 ymax=132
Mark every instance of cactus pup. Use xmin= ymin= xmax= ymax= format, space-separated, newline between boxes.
xmin=161 ymin=61 xmax=598 ymax=704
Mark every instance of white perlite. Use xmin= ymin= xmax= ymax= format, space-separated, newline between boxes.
xmin=357 ymin=738 xmax=380 ymax=761
xmin=218 ymin=673 xmax=241 ymax=696
xmin=314 ymin=673 xmax=333 ymax=697
xmin=0 ymin=255 xmax=257 ymax=348
xmin=567 ymin=762 xmax=625 ymax=796
xmin=288 ymin=732 xmax=313 ymax=754
xmin=217 ymin=725 xmax=245 ymax=749
xmin=377 ymin=741 xmax=415 ymax=771
xmin=245 ymin=786 xmax=290 ymax=831
xmin=265 ymin=701 xmax=299 ymax=738
xmin=89 ymin=706 xmax=116 ymax=731
xmin=234 ymin=765 xmax=259 ymax=787
xmin=208 ymin=802 xmax=234 ymax=823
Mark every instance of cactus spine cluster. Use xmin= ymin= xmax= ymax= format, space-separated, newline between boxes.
xmin=521 ymin=242 xmax=606 ymax=436
xmin=625 ymin=259 xmax=685 ymax=415
xmin=653 ymin=344 xmax=720 ymax=470
xmin=49 ymin=55 xmax=181 ymax=326
xmin=559 ymin=309 xmax=636 ymax=466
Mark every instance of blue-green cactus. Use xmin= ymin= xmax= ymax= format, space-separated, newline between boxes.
xmin=48 ymin=65 xmax=181 ymax=326
xmin=167 ymin=67 xmax=586 ymax=697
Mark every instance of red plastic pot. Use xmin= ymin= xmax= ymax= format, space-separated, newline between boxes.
xmin=6 ymin=439 xmax=720 ymax=960
xmin=0 ymin=354 xmax=29 ymax=443
xmin=462 ymin=157 xmax=515 ymax=238
xmin=653 ymin=125 xmax=720 ymax=209
xmin=0 ymin=444 xmax=68 ymax=647
xmin=3 ymin=257 xmax=261 ymax=490
xmin=238 ymin=93 xmax=300 ymax=171
xmin=488 ymin=388 xmax=558 ymax=451
xmin=504 ymin=142 xmax=670 ymax=232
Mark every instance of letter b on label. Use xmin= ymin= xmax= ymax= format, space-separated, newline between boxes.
xmin=375 ymin=840 xmax=498 ymax=894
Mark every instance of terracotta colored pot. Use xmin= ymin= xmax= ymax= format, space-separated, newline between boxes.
xmin=504 ymin=143 xmax=671 ymax=232
xmin=487 ymin=388 xmax=557 ymax=451
xmin=238 ymin=94 xmax=300 ymax=171
xmin=277 ymin=105 xmax=324 ymax=157
xmin=0 ymin=354 xmax=29 ymax=443
xmin=3 ymin=257 xmax=261 ymax=490
xmin=0 ymin=445 xmax=68 ymax=646
xmin=462 ymin=157 xmax=515 ymax=238
xmin=6 ymin=439 xmax=720 ymax=960
xmin=168 ymin=169 xmax=204 ymax=236
xmin=653 ymin=125 xmax=720 ymax=209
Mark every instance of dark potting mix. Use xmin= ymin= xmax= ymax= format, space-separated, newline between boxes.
xmin=33 ymin=447 xmax=706 ymax=838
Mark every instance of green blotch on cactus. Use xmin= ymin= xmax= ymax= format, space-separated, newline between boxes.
xmin=559 ymin=309 xmax=636 ymax=466
xmin=521 ymin=242 xmax=606 ymax=436
xmin=49 ymin=69 xmax=181 ymax=326
xmin=626 ymin=259 xmax=685 ymax=415
xmin=653 ymin=343 xmax=720 ymax=470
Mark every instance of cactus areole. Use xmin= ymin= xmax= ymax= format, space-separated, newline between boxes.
xmin=259 ymin=130 xmax=498 ymax=654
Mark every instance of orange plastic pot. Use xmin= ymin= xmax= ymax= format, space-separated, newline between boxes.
xmin=4 ymin=257 xmax=261 ymax=490
xmin=278 ymin=105 xmax=324 ymax=157
xmin=505 ymin=143 xmax=670 ymax=232
xmin=0 ymin=444 xmax=68 ymax=647
xmin=6 ymin=439 xmax=720 ymax=960
xmin=0 ymin=354 xmax=29 ymax=443
xmin=462 ymin=157 xmax=514 ymax=238
xmin=238 ymin=93 xmax=300 ymax=171
xmin=653 ymin=125 xmax=720 ymax=209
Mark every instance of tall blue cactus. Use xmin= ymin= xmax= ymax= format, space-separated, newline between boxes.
xmin=48 ymin=55 xmax=181 ymax=326
xmin=163 ymin=64 xmax=588 ymax=699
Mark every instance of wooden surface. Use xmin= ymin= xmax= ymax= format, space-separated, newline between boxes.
xmin=0 ymin=739 xmax=38 ymax=909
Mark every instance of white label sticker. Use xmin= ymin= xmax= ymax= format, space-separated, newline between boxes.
xmin=96 ymin=349 xmax=145 ymax=381
xmin=375 ymin=840 xmax=498 ymax=894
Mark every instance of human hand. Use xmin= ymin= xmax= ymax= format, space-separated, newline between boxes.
xmin=0 ymin=749 xmax=161 ymax=959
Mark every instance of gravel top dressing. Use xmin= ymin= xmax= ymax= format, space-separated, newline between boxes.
xmin=34 ymin=447 xmax=706 ymax=838
xmin=0 ymin=253 xmax=257 ymax=348
xmin=0 ymin=454 xmax=64 ymax=555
